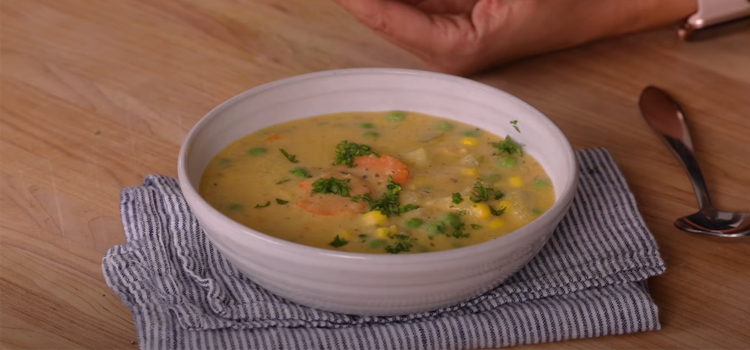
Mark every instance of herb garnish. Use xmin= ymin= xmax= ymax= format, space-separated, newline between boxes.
xmin=329 ymin=235 xmax=348 ymax=248
xmin=443 ymin=213 xmax=469 ymax=238
xmin=469 ymin=181 xmax=490 ymax=203
xmin=491 ymin=136 xmax=523 ymax=156
xmin=276 ymin=179 xmax=290 ymax=185
xmin=493 ymin=190 xmax=504 ymax=200
xmin=510 ymin=120 xmax=520 ymax=133
xmin=279 ymin=149 xmax=299 ymax=163
xmin=290 ymin=167 xmax=313 ymax=178
xmin=469 ymin=181 xmax=504 ymax=203
xmin=363 ymin=176 xmax=419 ymax=217
xmin=254 ymin=201 xmax=271 ymax=208
xmin=275 ymin=198 xmax=289 ymax=205
xmin=471 ymin=224 xmax=483 ymax=229
xmin=311 ymin=177 xmax=352 ymax=197
xmin=451 ymin=192 xmax=463 ymax=204
xmin=385 ymin=233 xmax=416 ymax=254
xmin=350 ymin=195 xmax=362 ymax=202
xmin=333 ymin=141 xmax=379 ymax=167
xmin=359 ymin=234 xmax=368 ymax=242
xmin=490 ymin=206 xmax=506 ymax=216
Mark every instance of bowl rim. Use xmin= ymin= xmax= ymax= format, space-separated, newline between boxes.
xmin=178 ymin=67 xmax=579 ymax=262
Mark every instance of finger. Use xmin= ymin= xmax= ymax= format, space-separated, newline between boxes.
xmin=417 ymin=0 xmax=479 ymax=14
xmin=333 ymin=0 xmax=476 ymax=56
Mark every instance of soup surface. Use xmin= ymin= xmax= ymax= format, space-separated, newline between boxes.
xmin=199 ymin=111 xmax=554 ymax=254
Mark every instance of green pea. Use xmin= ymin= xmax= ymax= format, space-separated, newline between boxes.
xmin=441 ymin=213 xmax=461 ymax=229
xmin=483 ymin=173 xmax=501 ymax=182
xmin=248 ymin=147 xmax=267 ymax=156
xmin=367 ymin=239 xmax=386 ymax=249
xmin=290 ymin=167 xmax=312 ymax=178
xmin=425 ymin=221 xmax=446 ymax=237
xmin=404 ymin=218 xmax=424 ymax=228
xmin=533 ymin=179 xmax=549 ymax=188
xmin=387 ymin=111 xmax=406 ymax=122
xmin=498 ymin=157 xmax=517 ymax=168
xmin=218 ymin=158 xmax=232 ymax=167
xmin=363 ymin=131 xmax=380 ymax=138
xmin=360 ymin=122 xmax=375 ymax=129
xmin=463 ymin=130 xmax=480 ymax=137
xmin=435 ymin=121 xmax=454 ymax=131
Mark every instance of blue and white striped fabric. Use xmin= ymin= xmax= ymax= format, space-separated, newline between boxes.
xmin=103 ymin=148 xmax=666 ymax=350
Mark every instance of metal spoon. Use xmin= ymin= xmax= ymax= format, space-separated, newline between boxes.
xmin=638 ymin=85 xmax=750 ymax=238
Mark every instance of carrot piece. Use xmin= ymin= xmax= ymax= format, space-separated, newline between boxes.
xmin=265 ymin=134 xmax=283 ymax=141
xmin=296 ymin=173 xmax=371 ymax=217
xmin=352 ymin=154 xmax=410 ymax=185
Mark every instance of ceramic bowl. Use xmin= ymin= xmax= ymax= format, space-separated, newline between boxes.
xmin=178 ymin=68 xmax=578 ymax=316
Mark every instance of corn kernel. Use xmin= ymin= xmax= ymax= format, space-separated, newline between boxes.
xmin=339 ymin=230 xmax=352 ymax=240
xmin=509 ymin=176 xmax=524 ymax=188
xmin=362 ymin=210 xmax=388 ymax=225
xmin=489 ymin=219 xmax=506 ymax=229
xmin=461 ymin=167 xmax=479 ymax=177
xmin=375 ymin=227 xmax=391 ymax=238
xmin=497 ymin=200 xmax=513 ymax=211
xmin=389 ymin=225 xmax=398 ymax=234
xmin=472 ymin=203 xmax=491 ymax=219
xmin=461 ymin=137 xmax=479 ymax=146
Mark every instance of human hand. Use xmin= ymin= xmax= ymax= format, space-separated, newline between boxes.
xmin=333 ymin=0 xmax=697 ymax=75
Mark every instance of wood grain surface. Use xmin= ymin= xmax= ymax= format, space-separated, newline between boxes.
xmin=1 ymin=0 xmax=749 ymax=349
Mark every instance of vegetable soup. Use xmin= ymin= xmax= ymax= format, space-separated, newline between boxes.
xmin=199 ymin=111 xmax=554 ymax=254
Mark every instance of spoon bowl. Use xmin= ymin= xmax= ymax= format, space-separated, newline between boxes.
xmin=675 ymin=210 xmax=750 ymax=238
xmin=638 ymin=85 xmax=750 ymax=238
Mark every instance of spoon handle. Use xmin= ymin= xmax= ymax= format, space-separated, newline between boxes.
xmin=638 ymin=86 xmax=715 ymax=212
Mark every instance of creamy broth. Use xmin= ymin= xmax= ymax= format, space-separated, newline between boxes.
xmin=199 ymin=111 xmax=555 ymax=254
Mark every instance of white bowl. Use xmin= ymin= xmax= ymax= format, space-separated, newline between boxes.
xmin=178 ymin=68 xmax=578 ymax=316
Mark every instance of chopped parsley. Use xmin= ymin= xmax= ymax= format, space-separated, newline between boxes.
xmin=400 ymin=204 xmax=419 ymax=213
xmin=451 ymin=192 xmax=463 ymax=204
xmin=490 ymin=206 xmax=506 ymax=216
xmin=457 ymin=209 xmax=468 ymax=216
xmin=363 ymin=176 xmax=419 ymax=216
xmin=443 ymin=213 xmax=469 ymax=238
xmin=493 ymin=190 xmax=505 ymax=200
xmin=329 ymin=235 xmax=348 ymax=248
xmin=227 ymin=203 xmax=244 ymax=210
xmin=358 ymin=234 xmax=368 ymax=242
xmin=384 ymin=233 xmax=416 ymax=254
xmin=275 ymin=198 xmax=289 ymax=205
xmin=469 ymin=181 xmax=504 ymax=203
xmin=290 ymin=167 xmax=312 ymax=178
xmin=449 ymin=225 xmax=470 ymax=238
xmin=491 ymin=136 xmax=523 ymax=156
xmin=470 ymin=181 xmax=490 ymax=203
xmin=350 ymin=195 xmax=362 ymax=202
xmin=311 ymin=177 xmax=352 ymax=197
xmin=254 ymin=201 xmax=271 ymax=208
xmin=510 ymin=120 xmax=520 ymax=133
xmin=471 ymin=224 xmax=483 ymax=229
xmin=276 ymin=179 xmax=290 ymax=185
xmin=279 ymin=149 xmax=299 ymax=163
xmin=333 ymin=141 xmax=379 ymax=167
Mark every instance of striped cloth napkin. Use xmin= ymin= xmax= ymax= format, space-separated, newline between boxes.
xmin=103 ymin=148 xmax=666 ymax=350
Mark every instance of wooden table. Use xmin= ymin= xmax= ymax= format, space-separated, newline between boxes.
xmin=2 ymin=1 xmax=749 ymax=349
